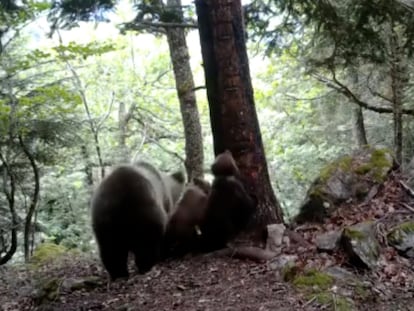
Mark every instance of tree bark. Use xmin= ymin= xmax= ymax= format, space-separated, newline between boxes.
xmin=81 ymin=145 xmax=93 ymax=187
xmin=118 ymin=101 xmax=132 ymax=163
xmin=19 ymin=135 xmax=40 ymax=262
xmin=351 ymin=105 xmax=368 ymax=148
xmin=349 ymin=68 xmax=368 ymax=148
xmin=165 ymin=0 xmax=204 ymax=181
xmin=0 ymin=153 xmax=18 ymax=265
xmin=390 ymin=26 xmax=404 ymax=165
xmin=56 ymin=31 xmax=106 ymax=178
xmin=195 ymin=0 xmax=283 ymax=226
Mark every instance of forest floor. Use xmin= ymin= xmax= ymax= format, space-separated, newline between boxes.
xmin=1 ymin=173 xmax=414 ymax=311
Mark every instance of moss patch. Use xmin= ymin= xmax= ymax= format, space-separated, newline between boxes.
xmin=354 ymin=281 xmax=370 ymax=299
xmin=343 ymin=227 xmax=366 ymax=240
xmin=387 ymin=221 xmax=414 ymax=245
xmin=319 ymin=156 xmax=353 ymax=183
xmin=30 ymin=243 xmax=68 ymax=266
xmin=354 ymin=148 xmax=393 ymax=182
xmin=32 ymin=277 xmax=61 ymax=305
xmin=292 ymin=269 xmax=354 ymax=310
xmin=292 ymin=269 xmax=334 ymax=290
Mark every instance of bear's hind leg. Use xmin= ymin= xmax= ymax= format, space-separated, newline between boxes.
xmin=131 ymin=225 xmax=164 ymax=274
xmin=98 ymin=236 xmax=129 ymax=281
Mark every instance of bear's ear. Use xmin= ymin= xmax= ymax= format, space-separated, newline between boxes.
xmin=171 ymin=171 xmax=186 ymax=184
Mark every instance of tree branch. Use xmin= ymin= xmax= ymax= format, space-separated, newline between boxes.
xmin=312 ymin=72 xmax=414 ymax=115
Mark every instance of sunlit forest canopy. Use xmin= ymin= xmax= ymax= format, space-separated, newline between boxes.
xmin=1 ymin=0 xmax=414 ymax=263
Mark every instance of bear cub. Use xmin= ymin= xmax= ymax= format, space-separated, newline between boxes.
xmin=163 ymin=177 xmax=212 ymax=257
xmin=163 ymin=150 xmax=257 ymax=256
xmin=200 ymin=150 xmax=257 ymax=251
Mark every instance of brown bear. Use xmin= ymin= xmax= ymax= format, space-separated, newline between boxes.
xmin=91 ymin=161 xmax=185 ymax=280
xmin=199 ymin=150 xmax=257 ymax=252
xmin=164 ymin=151 xmax=256 ymax=256
xmin=163 ymin=178 xmax=211 ymax=257
xmin=211 ymin=149 xmax=240 ymax=177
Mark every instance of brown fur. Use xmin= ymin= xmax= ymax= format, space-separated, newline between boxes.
xmin=163 ymin=179 xmax=211 ymax=257
xmin=164 ymin=151 xmax=256 ymax=257
xmin=211 ymin=150 xmax=240 ymax=177
xmin=200 ymin=175 xmax=256 ymax=251
xmin=192 ymin=177 xmax=212 ymax=195
xmin=91 ymin=163 xmax=184 ymax=280
xmin=199 ymin=151 xmax=256 ymax=251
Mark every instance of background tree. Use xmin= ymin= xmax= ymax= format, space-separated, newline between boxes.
xmin=49 ymin=0 xmax=205 ymax=180
xmin=0 ymin=4 xmax=82 ymax=262
xmin=195 ymin=0 xmax=283 ymax=226
xmin=246 ymin=0 xmax=414 ymax=165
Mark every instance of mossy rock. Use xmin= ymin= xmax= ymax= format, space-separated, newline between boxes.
xmin=387 ymin=221 xmax=414 ymax=257
xmin=295 ymin=146 xmax=395 ymax=224
xmin=30 ymin=242 xmax=68 ymax=266
xmin=342 ymin=222 xmax=380 ymax=269
xmin=32 ymin=277 xmax=61 ymax=305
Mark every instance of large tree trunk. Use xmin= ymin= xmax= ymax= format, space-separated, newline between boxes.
xmin=165 ymin=0 xmax=204 ymax=181
xmin=195 ymin=0 xmax=283 ymax=226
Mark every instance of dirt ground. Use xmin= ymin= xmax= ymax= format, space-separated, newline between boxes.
xmin=0 ymin=247 xmax=413 ymax=311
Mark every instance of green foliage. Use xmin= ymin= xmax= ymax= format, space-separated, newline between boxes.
xmin=53 ymin=41 xmax=117 ymax=61
xmin=30 ymin=243 xmax=68 ymax=266
xmin=3 ymin=0 xmax=412 ymax=259
xmin=252 ymin=48 xmax=352 ymax=217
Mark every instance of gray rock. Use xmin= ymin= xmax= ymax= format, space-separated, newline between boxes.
xmin=342 ymin=222 xmax=380 ymax=269
xmin=62 ymin=276 xmax=102 ymax=291
xmin=295 ymin=147 xmax=395 ymax=224
xmin=266 ymin=223 xmax=286 ymax=252
xmin=316 ymin=230 xmax=343 ymax=252
xmin=268 ymin=254 xmax=298 ymax=271
xmin=387 ymin=221 xmax=414 ymax=258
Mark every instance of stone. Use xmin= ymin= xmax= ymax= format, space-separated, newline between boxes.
xmin=342 ymin=222 xmax=380 ymax=269
xmin=266 ymin=223 xmax=286 ymax=252
xmin=387 ymin=221 xmax=414 ymax=258
xmin=268 ymin=254 xmax=298 ymax=271
xmin=315 ymin=230 xmax=343 ymax=252
xmin=295 ymin=147 xmax=395 ymax=224
xmin=62 ymin=276 xmax=102 ymax=291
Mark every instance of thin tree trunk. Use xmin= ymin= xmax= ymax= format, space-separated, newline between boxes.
xmin=56 ymin=31 xmax=106 ymax=178
xmin=349 ymin=68 xmax=368 ymax=148
xmin=195 ymin=0 xmax=283 ymax=226
xmin=390 ymin=30 xmax=404 ymax=165
xmin=165 ymin=0 xmax=204 ymax=181
xmin=352 ymin=105 xmax=368 ymax=148
xmin=0 ymin=153 xmax=18 ymax=265
xmin=118 ymin=101 xmax=131 ymax=163
xmin=0 ymin=86 xmax=18 ymax=264
xmin=81 ymin=145 xmax=93 ymax=186
xmin=19 ymin=135 xmax=40 ymax=262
